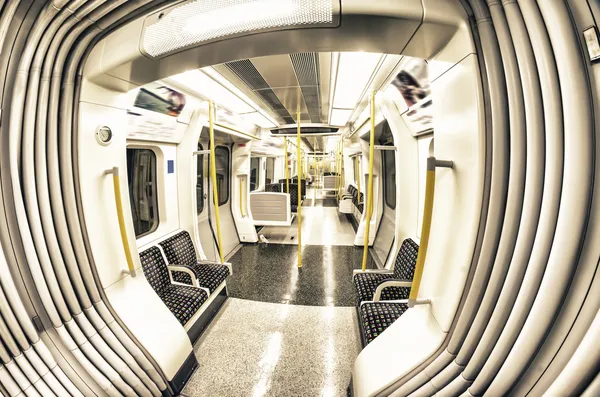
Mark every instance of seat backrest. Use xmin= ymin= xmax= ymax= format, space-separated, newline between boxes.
xmin=265 ymin=183 xmax=281 ymax=192
xmin=393 ymin=238 xmax=420 ymax=279
xmin=139 ymin=247 xmax=171 ymax=295
xmin=289 ymin=184 xmax=299 ymax=205
xmin=158 ymin=230 xmax=197 ymax=268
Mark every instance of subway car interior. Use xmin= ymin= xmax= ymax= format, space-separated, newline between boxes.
xmin=0 ymin=0 xmax=599 ymax=396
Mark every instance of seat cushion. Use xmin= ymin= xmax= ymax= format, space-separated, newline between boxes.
xmin=353 ymin=273 xmax=411 ymax=305
xmin=160 ymin=285 xmax=208 ymax=326
xmin=360 ymin=302 xmax=409 ymax=344
xmin=171 ymin=263 xmax=230 ymax=293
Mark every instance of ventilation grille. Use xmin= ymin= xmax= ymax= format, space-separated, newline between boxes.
xmin=291 ymin=53 xmax=321 ymax=123
xmin=142 ymin=0 xmax=335 ymax=58
xmin=225 ymin=60 xmax=295 ymax=124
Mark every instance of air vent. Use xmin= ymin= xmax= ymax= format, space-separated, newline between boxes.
xmin=290 ymin=53 xmax=321 ymax=123
xmin=225 ymin=60 xmax=294 ymax=123
xmin=270 ymin=126 xmax=338 ymax=136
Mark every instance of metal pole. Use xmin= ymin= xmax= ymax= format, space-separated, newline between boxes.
xmin=361 ymin=91 xmax=377 ymax=271
xmin=209 ymin=101 xmax=225 ymax=263
xmin=284 ymin=138 xmax=289 ymax=194
xmin=297 ymin=109 xmax=302 ymax=268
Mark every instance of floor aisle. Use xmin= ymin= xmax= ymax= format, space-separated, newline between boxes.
xmin=183 ymin=298 xmax=361 ymax=397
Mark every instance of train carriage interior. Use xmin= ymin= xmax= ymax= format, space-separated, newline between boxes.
xmin=0 ymin=0 xmax=599 ymax=396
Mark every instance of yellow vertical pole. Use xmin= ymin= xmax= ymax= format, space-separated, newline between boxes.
xmin=297 ymin=108 xmax=302 ymax=268
xmin=209 ymin=101 xmax=225 ymax=263
xmin=356 ymin=156 xmax=361 ymax=199
xmin=361 ymin=91 xmax=376 ymax=271
xmin=409 ymin=158 xmax=436 ymax=306
xmin=239 ymin=177 xmax=245 ymax=217
xmin=340 ymin=138 xmax=344 ymax=198
xmin=284 ymin=138 xmax=289 ymax=193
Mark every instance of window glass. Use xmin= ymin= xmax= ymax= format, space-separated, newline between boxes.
xmin=213 ymin=146 xmax=229 ymax=206
xmin=196 ymin=144 xmax=204 ymax=214
xmin=250 ymin=157 xmax=260 ymax=191
xmin=127 ymin=148 xmax=159 ymax=237
xmin=353 ymin=156 xmax=360 ymax=185
xmin=266 ymin=157 xmax=275 ymax=184
xmin=380 ymin=122 xmax=396 ymax=209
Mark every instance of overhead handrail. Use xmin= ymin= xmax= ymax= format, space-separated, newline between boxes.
xmin=296 ymin=108 xmax=303 ymax=268
xmin=104 ymin=167 xmax=136 ymax=277
xmin=408 ymin=156 xmax=453 ymax=307
xmin=361 ymin=91 xmax=377 ymax=271
xmin=214 ymin=122 xmax=261 ymax=141
xmin=209 ymin=101 xmax=225 ymax=263
xmin=348 ymin=117 xmax=371 ymax=139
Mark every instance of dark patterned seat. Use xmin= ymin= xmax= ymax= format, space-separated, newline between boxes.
xmin=353 ymin=238 xmax=419 ymax=305
xmin=139 ymin=247 xmax=207 ymax=326
xmin=265 ymin=183 xmax=281 ymax=193
xmin=158 ymin=231 xmax=230 ymax=293
xmin=358 ymin=192 xmax=364 ymax=214
xmin=289 ymin=183 xmax=299 ymax=213
xmin=360 ymin=302 xmax=409 ymax=344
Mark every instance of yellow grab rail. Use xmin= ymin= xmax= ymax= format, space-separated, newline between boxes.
xmin=284 ymin=138 xmax=289 ymax=194
xmin=361 ymin=91 xmax=377 ymax=271
xmin=209 ymin=101 xmax=225 ymax=263
xmin=214 ymin=122 xmax=261 ymax=141
xmin=356 ymin=156 xmax=361 ymax=199
xmin=408 ymin=157 xmax=453 ymax=307
xmin=296 ymin=109 xmax=302 ymax=268
xmin=105 ymin=167 xmax=136 ymax=277
xmin=239 ymin=177 xmax=245 ymax=218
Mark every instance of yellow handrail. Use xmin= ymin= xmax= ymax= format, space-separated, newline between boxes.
xmin=209 ymin=101 xmax=225 ymax=263
xmin=105 ymin=167 xmax=136 ymax=277
xmin=284 ymin=138 xmax=289 ymax=194
xmin=297 ymin=109 xmax=302 ymax=268
xmin=361 ymin=91 xmax=376 ymax=271
xmin=239 ymin=177 xmax=245 ymax=218
xmin=356 ymin=156 xmax=361 ymax=199
xmin=408 ymin=157 xmax=453 ymax=307
xmin=214 ymin=122 xmax=261 ymax=141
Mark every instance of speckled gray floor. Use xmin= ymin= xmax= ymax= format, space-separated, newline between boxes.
xmin=183 ymin=298 xmax=361 ymax=397
xmin=226 ymin=244 xmax=376 ymax=306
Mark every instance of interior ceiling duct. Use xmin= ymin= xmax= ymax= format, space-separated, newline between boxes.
xmin=270 ymin=126 xmax=338 ymax=135
xmin=220 ymin=52 xmax=326 ymax=124
xmin=141 ymin=0 xmax=340 ymax=58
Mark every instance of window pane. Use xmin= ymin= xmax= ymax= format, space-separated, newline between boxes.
xmin=250 ymin=157 xmax=260 ymax=191
xmin=214 ymin=146 xmax=229 ymax=206
xmin=197 ymin=144 xmax=204 ymax=214
xmin=266 ymin=157 xmax=275 ymax=185
xmin=127 ymin=148 xmax=159 ymax=237
xmin=382 ymin=148 xmax=396 ymax=209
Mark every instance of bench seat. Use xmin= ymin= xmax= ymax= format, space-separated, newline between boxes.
xmin=158 ymin=231 xmax=230 ymax=293
xmin=360 ymin=302 xmax=409 ymax=345
xmin=139 ymin=247 xmax=208 ymax=326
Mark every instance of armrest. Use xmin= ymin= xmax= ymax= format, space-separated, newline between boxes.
xmin=373 ymin=280 xmax=412 ymax=302
xmin=353 ymin=269 xmax=393 ymax=276
xmin=168 ymin=264 xmax=199 ymax=287
xmin=360 ymin=299 xmax=409 ymax=308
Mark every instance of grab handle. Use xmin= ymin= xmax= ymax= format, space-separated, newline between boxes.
xmin=105 ymin=167 xmax=136 ymax=277
xmin=408 ymin=157 xmax=453 ymax=307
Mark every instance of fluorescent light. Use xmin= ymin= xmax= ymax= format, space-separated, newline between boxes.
xmin=328 ymin=52 xmax=339 ymax=124
xmin=330 ymin=109 xmax=353 ymax=126
xmin=240 ymin=112 xmax=277 ymax=129
xmin=332 ymin=52 xmax=382 ymax=109
xmin=169 ymin=70 xmax=255 ymax=113
xmin=143 ymin=0 xmax=334 ymax=57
